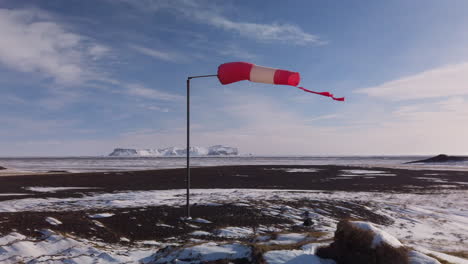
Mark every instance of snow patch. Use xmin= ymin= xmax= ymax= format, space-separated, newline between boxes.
xmin=45 ymin=217 xmax=62 ymax=226
xmin=216 ymin=226 xmax=254 ymax=238
xmin=351 ymin=221 xmax=403 ymax=248
xmin=408 ymin=250 xmax=442 ymax=264
xmin=263 ymin=245 xmax=336 ymax=264
xmin=191 ymin=231 xmax=212 ymax=236
xmin=89 ymin=213 xmax=114 ymax=218
xmin=25 ymin=186 xmax=99 ymax=193
xmin=149 ymin=242 xmax=251 ymax=263
xmin=192 ymin=218 xmax=212 ymax=224
xmin=341 ymin=169 xmax=388 ymax=174
xmin=264 ymin=233 xmax=308 ymax=245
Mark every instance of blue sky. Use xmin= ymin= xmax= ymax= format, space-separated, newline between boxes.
xmin=1 ymin=0 xmax=468 ymax=156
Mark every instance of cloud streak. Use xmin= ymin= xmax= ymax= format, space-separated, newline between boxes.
xmin=117 ymin=0 xmax=322 ymax=46
xmin=125 ymin=83 xmax=184 ymax=101
xmin=356 ymin=62 xmax=468 ymax=100
xmin=130 ymin=44 xmax=184 ymax=62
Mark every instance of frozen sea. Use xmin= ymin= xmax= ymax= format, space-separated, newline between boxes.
xmin=2 ymin=155 xmax=468 ymax=173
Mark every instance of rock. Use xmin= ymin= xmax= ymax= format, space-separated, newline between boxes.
xmin=303 ymin=218 xmax=313 ymax=226
xmin=316 ymin=220 xmax=409 ymax=264
xmin=406 ymin=154 xmax=468 ymax=164
xmin=0 ymin=166 xmax=6 ymax=170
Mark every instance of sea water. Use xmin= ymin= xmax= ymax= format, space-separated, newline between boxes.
xmin=2 ymin=156 xmax=468 ymax=173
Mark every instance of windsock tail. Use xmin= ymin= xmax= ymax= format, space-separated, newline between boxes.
xmin=298 ymin=87 xmax=344 ymax=102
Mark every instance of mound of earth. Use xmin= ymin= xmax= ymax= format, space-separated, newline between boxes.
xmin=406 ymin=154 xmax=468 ymax=164
xmin=316 ymin=220 xmax=441 ymax=264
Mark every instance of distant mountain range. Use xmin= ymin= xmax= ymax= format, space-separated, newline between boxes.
xmin=108 ymin=145 xmax=238 ymax=157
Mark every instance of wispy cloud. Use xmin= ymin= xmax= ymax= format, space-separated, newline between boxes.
xmin=217 ymin=44 xmax=256 ymax=59
xmin=117 ymin=0 xmax=322 ymax=46
xmin=355 ymin=62 xmax=468 ymax=100
xmin=125 ymin=83 xmax=183 ymax=101
xmin=139 ymin=105 xmax=169 ymax=113
xmin=0 ymin=8 xmax=110 ymax=85
xmin=129 ymin=44 xmax=184 ymax=62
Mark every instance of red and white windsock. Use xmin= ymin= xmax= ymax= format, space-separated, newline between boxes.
xmin=217 ymin=62 xmax=344 ymax=101
xmin=217 ymin=62 xmax=300 ymax=86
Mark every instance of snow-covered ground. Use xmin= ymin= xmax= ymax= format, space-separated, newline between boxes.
xmin=0 ymin=187 xmax=466 ymax=263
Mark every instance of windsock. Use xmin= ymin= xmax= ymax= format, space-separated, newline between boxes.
xmin=217 ymin=62 xmax=299 ymax=86
xmin=217 ymin=62 xmax=344 ymax=101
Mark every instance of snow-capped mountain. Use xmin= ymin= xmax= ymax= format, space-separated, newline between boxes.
xmin=109 ymin=145 xmax=238 ymax=157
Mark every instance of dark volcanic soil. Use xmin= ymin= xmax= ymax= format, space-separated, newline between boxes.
xmin=0 ymin=205 xmax=292 ymax=243
xmin=0 ymin=165 xmax=467 ymax=198
xmin=0 ymin=165 xmax=466 ymax=244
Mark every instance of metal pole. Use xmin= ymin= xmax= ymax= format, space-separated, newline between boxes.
xmin=186 ymin=77 xmax=190 ymax=218
xmin=185 ymin=74 xmax=217 ymax=219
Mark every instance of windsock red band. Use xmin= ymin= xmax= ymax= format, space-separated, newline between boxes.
xmin=217 ymin=62 xmax=253 ymax=85
xmin=274 ymin=69 xmax=300 ymax=86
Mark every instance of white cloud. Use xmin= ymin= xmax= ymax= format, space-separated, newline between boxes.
xmin=217 ymin=44 xmax=256 ymax=59
xmin=118 ymin=0 xmax=322 ymax=45
xmin=195 ymin=13 xmax=321 ymax=45
xmin=130 ymin=44 xmax=183 ymax=62
xmin=356 ymin=62 xmax=468 ymax=100
xmin=139 ymin=104 xmax=170 ymax=112
xmin=0 ymin=8 xmax=109 ymax=84
xmin=125 ymin=83 xmax=183 ymax=101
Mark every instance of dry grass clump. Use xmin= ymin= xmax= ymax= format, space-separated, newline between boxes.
xmin=426 ymin=254 xmax=455 ymax=264
xmin=442 ymin=251 xmax=468 ymax=259
xmin=316 ymin=220 xmax=409 ymax=264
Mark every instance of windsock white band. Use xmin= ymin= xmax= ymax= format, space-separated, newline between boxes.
xmin=249 ymin=65 xmax=276 ymax=84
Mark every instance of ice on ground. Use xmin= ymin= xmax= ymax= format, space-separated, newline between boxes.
xmin=408 ymin=250 xmax=441 ymax=264
xmin=0 ymin=232 xmax=26 ymax=246
xmin=0 ymin=230 xmax=153 ymax=264
xmin=192 ymin=217 xmax=212 ymax=224
xmin=137 ymin=240 xmax=162 ymax=246
xmin=120 ymin=237 xmax=130 ymax=242
xmin=216 ymin=226 xmax=254 ymax=238
xmin=146 ymin=242 xmax=251 ymax=263
xmin=264 ymin=233 xmax=308 ymax=245
xmin=92 ymin=220 xmax=105 ymax=228
xmin=191 ymin=230 xmax=212 ymax=236
xmin=45 ymin=217 xmax=62 ymax=226
xmin=340 ymin=169 xmax=388 ymax=174
xmin=233 ymin=174 xmax=249 ymax=177
xmin=339 ymin=174 xmax=396 ymax=177
xmin=284 ymin=168 xmax=320 ymax=173
xmin=415 ymin=177 xmax=450 ymax=183
xmin=89 ymin=213 xmax=114 ymax=218
xmin=263 ymin=244 xmax=336 ymax=264
xmin=155 ymin=223 xmax=173 ymax=228
xmin=351 ymin=221 xmax=403 ymax=248
xmin=265 ymin=168 xmax=320 ymax=173
xmin=25 ymin=186 xmax=99 ymax=193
